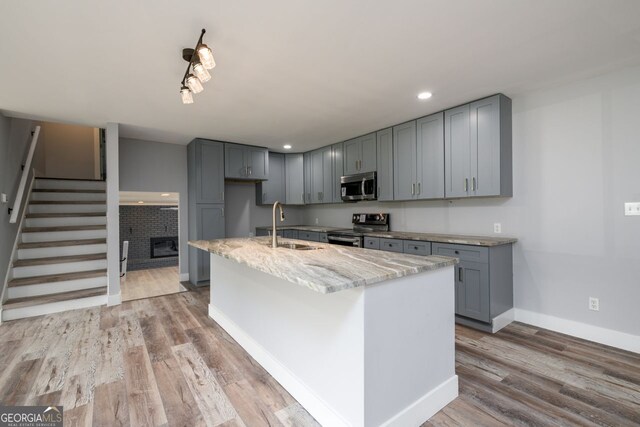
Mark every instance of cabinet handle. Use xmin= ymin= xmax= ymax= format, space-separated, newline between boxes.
xmin=263 ymin=192 xmax=266 ymax=200
xmin=464 ymin=178 xmax=468 ymax=192
xmin=458 ymin=267 xmax=463 ymax=282
xmin=417 ymin=182 xmax=421 ymax=195
xmin=377 ymin=186 xmax=380 ymax=196
xmin=411 ymin=183 xmax=415 ymax=195
xmin=248 ymin=166 xmax=252 ymax=176
xmin=221 ymin=208 xmax=225 ymax=217
xmin=472 ymin=177 xmax=476 ymax=191
xmin=302 ymin=192 xmax=305 ymax=203
xmin=318 ymin=192 xmax=321 ymax=200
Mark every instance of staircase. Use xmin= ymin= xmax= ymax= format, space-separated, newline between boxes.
xmin=2 ymin=178 xmax=108 ymax=321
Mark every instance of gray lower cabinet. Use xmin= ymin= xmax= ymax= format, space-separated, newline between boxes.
xmin=189 ymin=204 xmax=225 ymax=284
xmin=403 ymin=240 xmax=431 ymax=256
xmin=364 ymin=237 xmax=380 ymax=250
xmin=376 ymin=128 xmax=393 ymax=201
xmin=283 ymin=229 xmax=298 ymax=239
xmin=285 ymin=153 xmax=305 ymax=205
xmin=444 ymin=94 xmax=512 ymax=198
xmin=380 ymin=238 xmax=403 ymax=253
xmin=298 ymin=231 xmax=320 ymax=241
xmin=256 ymin=152 xmax=286 ymax=205
xmin=432 ymin=242 xmax=513 ymax=328
xmin=224 ymin=143 xmax=269 ymax=180
xmin=331 ymin=143 xmax=344 ymax=203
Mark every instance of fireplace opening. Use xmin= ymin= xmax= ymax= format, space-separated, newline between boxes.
xmin=150 ymin=236 xmax=179 ymax=259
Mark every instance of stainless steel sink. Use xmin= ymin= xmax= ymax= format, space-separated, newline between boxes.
xmin=266 ymin=242 xmax=322 ymax=250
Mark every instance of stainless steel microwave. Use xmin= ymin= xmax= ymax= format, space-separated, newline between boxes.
xmin=340 ymin=172 xmax=377 ymax=202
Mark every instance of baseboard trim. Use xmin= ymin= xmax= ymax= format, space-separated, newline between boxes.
xmin=179 ymin=273 xmax=189 ymax=282
xmin=209 ymin=303 xmax=351 ymax=427
xmin=492 ymin=308 xmax=515 ymax=333
xmin=107 ymin=291 xmax=121 ymax=306
xmin=515 ymin=309 xmax=640 ymax=354
xmin=381 ymin=375 xmax=458 ymax=427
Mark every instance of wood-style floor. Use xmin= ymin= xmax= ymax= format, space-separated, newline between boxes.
xmin=0 ymin=287 xmax=638 ymax=427
xmin=121 ymin=266 xmax=186 ymax=302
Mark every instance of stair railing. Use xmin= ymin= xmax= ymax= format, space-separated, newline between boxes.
xmin=9 ymin=126 xmax=40 ymax=223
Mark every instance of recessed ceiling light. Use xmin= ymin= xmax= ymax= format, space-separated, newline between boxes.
xmin=137 ymin=201 xmax=144 ymax=204
xmin=283 ymin=144 xmax=292 ymax=150
xmin=161 ymin=193 xmax=170 ymax=197
xmin=417 ymin=92 xmax=432 ymax=100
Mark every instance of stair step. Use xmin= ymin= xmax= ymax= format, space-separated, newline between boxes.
xmin=33 ymin=189 xmax=105 ymax=193
xmin=26 ymin=212 xmax=106 ymax=218
xmin=8 ymin=269 xmax=108 ymax=287
xmin=34 ymin=178 xmax=106 ymax=191
xmin=14 ymin=253 xmax=106 ymax=267
xmin=22 ymin=225 xmax=106 ymax=233
xmin=36 ymin=177 xmax=105 ymax=181
xmin=29 ymin=200 xmax=106 ymax=205
xmin=18 ymin=238 xmax=107 ymax=249
xmin=3 ymin=286 xmax=107 ymax=310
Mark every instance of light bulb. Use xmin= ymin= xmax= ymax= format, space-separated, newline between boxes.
xmin=417 ymin=92 xmax=432 ymax=100
xmin=197 ymin=44 xmax=216 ymax=69
xmin=186 ymin=74 xmax=203 ymax=94
xmin=180 ymin=86 xmax=193 ymax=104
xmin=193 ymin=61 xmax=211 ymax=83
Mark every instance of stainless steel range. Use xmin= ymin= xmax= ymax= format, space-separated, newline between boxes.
xmin=326 ymin=213 xmax=390 ymax=247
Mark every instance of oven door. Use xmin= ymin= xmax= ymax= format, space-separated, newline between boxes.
xmin=327 ymin=235 xmax=362 ymax=247
xmin=340 ymin=172 xmax=377 ymax=202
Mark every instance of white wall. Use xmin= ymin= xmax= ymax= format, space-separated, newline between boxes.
xmin=224 ymin=181 xmax=305 ymax=237
xmin=303 ymin=65 xmax=640 ymax=338
xmin=35 ymin=121 xmax=99 ymax=179
xmin=106 ymin=123 xmax=120 ymax=304
xmin=119 ymin=137 xmax=189 ymax=279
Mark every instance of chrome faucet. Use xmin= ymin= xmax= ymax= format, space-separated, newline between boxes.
xmin=272 ymin=201 xmax=285 ymax=248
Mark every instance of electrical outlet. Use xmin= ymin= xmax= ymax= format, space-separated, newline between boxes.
xmin=0 ymin=193 xmax=7 ymax=203
xmin=624 ymin=202 xmax=640 ymax=216
xmin=589 ymin=297 xmax=599 ymax=311
xmin=493 ymin=223 xmax=502 ymax=234
xmin=315 ymin=218 xmax=319 ymax=225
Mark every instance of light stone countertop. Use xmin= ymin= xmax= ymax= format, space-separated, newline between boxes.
xmin=189 ymin=237 xmax=457 ymax=294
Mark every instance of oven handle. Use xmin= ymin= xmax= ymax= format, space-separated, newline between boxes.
xmin=361 ymin=178 xmax=366 ymax=197
xmin=328 ymin=236 xmax=360 ymax=243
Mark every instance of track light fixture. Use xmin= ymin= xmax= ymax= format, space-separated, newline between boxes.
xmin=180 ymin=29 xmax=216 ymax=104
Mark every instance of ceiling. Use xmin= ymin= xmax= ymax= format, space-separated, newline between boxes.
xmin=2 ymin=0 xmax=640 ymax=152
xmin=120 ymin=191 xmax=179 ymax=206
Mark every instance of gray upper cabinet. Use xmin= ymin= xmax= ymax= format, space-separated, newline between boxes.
xmin=310 ymin=146 xmax=332 ymax=203
xmin=224 ymin=143 xmax=269 ymax=180
xmin=445 ymin=94 xmax=512 ymax=198
xmin=393 ymin=121 xmax=417 ymax=200
xmin=376 ymin=128 xmax=393 ymax=201
xmin=416 ymin=112 xmax=444 ymax=199
xmin=303 ymin=152 xmax=312 ymax=204
xmin=343 ymin=133 xmax=377 ymax=175
xmin=256 ymin=152 xmax=286 ymax=205
xmin=285 ymin=153 xmax=305 ymax=205
xmin=331 ymin=143 xmax=344 ymax=203
xmin=189 ymin=139 xmax=224 ymax=204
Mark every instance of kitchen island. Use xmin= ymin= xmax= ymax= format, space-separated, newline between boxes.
xmin=189 ymin=237 xmax=458 ymax=427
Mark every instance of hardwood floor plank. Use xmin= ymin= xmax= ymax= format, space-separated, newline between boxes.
xmin=119 ymin=309 xmax=145 ymax=349
xmin=92 ymin=380 xmax=130 ymax=427
xmin=274 ymin=403 xmax=321 ymax=427
xmin=184 ymin=327 xmax=244 ymax=386
xmin=425 ymin=395 xmax=509 ymax=427
xmin=172 ymin=342 xmax=238 ymax=427
xmin=224 ymin=379 xmax=284 ymax=427
xmin=64 ymin=403 xmax=94 ymax=427
xmin=0 ymin=358 xmax=44 ymax=405
xmin=559 ymin=383 xmax=640 ymax=425
xmin=123 ymin=345 xmax=168 ymax=427
xmin=139 ymin=315 xmax=173 ymax=362
xmin=95 ymin=326 xmax=125 ymax=386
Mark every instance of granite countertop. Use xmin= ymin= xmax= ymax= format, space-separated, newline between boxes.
xmin=256 ymin=225 xmax=517 ymax=247
xmin=189 ymin=237 xmax=457 ymax=294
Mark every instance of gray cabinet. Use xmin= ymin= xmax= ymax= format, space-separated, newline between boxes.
xmin=376 ymin=128 xmax=393 ymax=201
xmin=310 ymin=146 xmax=332 ymax=204
xmin=303 ymin=152 xmax=312 ymax=204
xmin=432 ymin=242 xmax=513 ymax=330
xmin=298 ymin=231 xmax=320 ymax=241
xmin=283 ymin=229 xmax=298 ymax=239
xmin=380 ymin=238 xmax=403 ymax=253
xmin=256 ymin=152 xmax=286 ymax=205
xmin=285 ymin=153 xmax=305 ymax=205
xmin=403 ymin=240 xmax=431 ymax=256
xmin=393 ymin=113 xmax=444 ymax=201
xmin=364 ymin=237 xmax=380 ymax=250
xmin=189 ymin=204 xmax=225 ymax=284
xmin=344 ymin=133 xmax=377 ymax=175
xmin=331 ymin=143 xmax=344 ymax=203
xmin=224 ymin=143 xmax=269 ymax=180
xmin=445 ymin=94 xmax=512 ymax=198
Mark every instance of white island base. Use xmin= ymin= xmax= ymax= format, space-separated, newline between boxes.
xmin=208 ymin=254 xmax=458 ymax=427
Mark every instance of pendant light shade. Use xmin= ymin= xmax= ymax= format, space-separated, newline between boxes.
xmin=193 ymin=61 xmax=211 ymax=83
xmin=186 ymin=74 xmax=203 ymax=94
xmin=180 ymin=86 xmax=193 ymax=104
xmin=197 ymin=44 xmax=216 ymax=69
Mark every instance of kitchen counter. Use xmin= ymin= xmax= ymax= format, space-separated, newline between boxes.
xmin=255 ymin=225 xmax=517 ymax=247
xmin=189 ymin=237 xmax=456 ymax=294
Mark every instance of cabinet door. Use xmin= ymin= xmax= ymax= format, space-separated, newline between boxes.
xmin=224 ymin=144 xmax=247 ymax=179
xmin=248 ymin=147 xmax=269 ymax=180
xmin=331 ymin=143 xmax=344 ymax=203
xmin=195 ymin=140 xmax=224 ymax=204
xmin=343 ymin=138 xmax=360 ymax=175
xmin=359 ymin=133 xmax=377 ymax=173
xmin=196 ymin=204 xmax=225 ymax=282
xmin=456 ymin=260 xmax=490 ymax=322
xmin=376 ymin=128 xmax=393 ymax=201
xmin=258 ymin=152 xmax=285 ymax=204
xmin=416 ymin=113 xmax=445 ymax=199
xmin=310 ymin=149 xmax=324 ymax=204
xmin=470 ymin=95 xmax=501 ymax=197
xmin=444 ymin=105 xmax=471 ymax=198
xmin=285 ymin=153 xmax=304 ymax=205
xmin=321 ymin=146 xmax=332 ymax=204
xmin=303 ymin=152 xmax=312 ymax=204
xmin=393 ymin=121 xmax=417 ymax=200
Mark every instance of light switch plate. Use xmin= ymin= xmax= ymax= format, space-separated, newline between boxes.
xmin=0 ymin=193 xmax=6 ymax=203
xmin=624 ymin=202 xmax=640 ymax=216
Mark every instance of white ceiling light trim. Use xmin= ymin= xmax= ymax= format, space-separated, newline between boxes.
xmin=417 ymin=92 xmax=432 ymax=100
